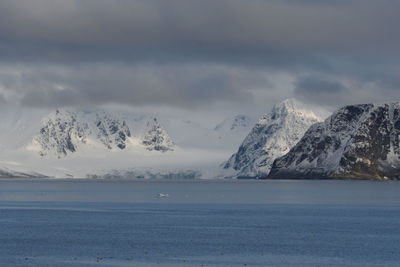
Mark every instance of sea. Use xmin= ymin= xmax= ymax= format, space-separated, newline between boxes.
xmin=0 ymin=179 xmax=399 ymax=266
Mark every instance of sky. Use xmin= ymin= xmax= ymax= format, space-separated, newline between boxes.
xmin=0 ymin=0 xmax=399 ymax=121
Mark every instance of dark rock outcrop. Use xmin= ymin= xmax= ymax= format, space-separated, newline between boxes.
xmin=268 ymin=103 xmax=400 ymax=180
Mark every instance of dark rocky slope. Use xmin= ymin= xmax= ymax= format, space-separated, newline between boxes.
xmin=268 ymin=103 xmax=400 ymax=180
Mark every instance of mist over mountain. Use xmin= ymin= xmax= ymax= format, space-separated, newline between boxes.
xmin=0 ymin=105 xmax=255 ymax=178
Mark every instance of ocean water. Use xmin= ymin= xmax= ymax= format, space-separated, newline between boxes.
xmin=0 ymin=179 xmax=400 ymax=266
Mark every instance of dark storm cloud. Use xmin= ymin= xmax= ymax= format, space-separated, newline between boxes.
xmin=10 ymin=64 xmax=259 ymax=108
xmin=295 ymin=76 xmax=347 ymax=95
xmin=294 ymin=76 xmax=349 ymax=105
xmin=0 ymin=0 xmax=399 ymax=63
xmin=0 ymin=0 xmax=399 ymax=109
xmin=0 ymin=94 xmax=6 ymax=105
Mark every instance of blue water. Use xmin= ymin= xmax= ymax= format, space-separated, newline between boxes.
xmin=0 ymin=179 xmax=400 ymax=266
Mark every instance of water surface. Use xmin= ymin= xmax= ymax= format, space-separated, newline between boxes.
xmin=0 ymin=179 xmax=399 ymax=266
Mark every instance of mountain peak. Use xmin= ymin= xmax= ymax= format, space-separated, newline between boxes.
xmin=28 ymin=108 xmax=175 ymax=158
xmin=33 ymin=109 xmax=90 ymax=157
xmin=274 ymin=98 xmax=301 ymax=109
xmin=273 ymin=98 xmax=319 ymax=116
xmin=223 ymin=99 xmax=322 ymax=178
xmin=141 ymin=116 xmax=175 ymax=152
xmin=268 ymin=102 xmax=400 ymax=180
xmin=258 ymin=98 xmax=319 ymax=125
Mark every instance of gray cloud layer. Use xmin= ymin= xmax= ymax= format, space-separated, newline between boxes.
xmin=0 ymin=0 xmax=399 ymax=110
xmin=14 ymin=64 xmax=258 ymax=108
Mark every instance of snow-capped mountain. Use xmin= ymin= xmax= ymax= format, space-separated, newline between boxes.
xmin=268 ymin=103 xmax=400 ymax=180
xmin=141 ymin=117 xmax=175 ymax=152
xmin=223 ymin=99 xmax=322 ymax=178
xmin=27 ymin=109 xmax=174 ymax=158
xmin=0 ymin=106 xmax=245 ymax=178
xmin=31 ymin=109 xmax=91 ymax=157
xmin=94 ymin=112 xmax=132 ymax=150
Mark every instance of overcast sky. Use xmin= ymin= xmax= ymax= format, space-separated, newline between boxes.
xmin=0 ymin=0 xmax=399 ymax=119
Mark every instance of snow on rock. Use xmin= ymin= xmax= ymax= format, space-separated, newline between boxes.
xmin=32 ymin=109 xmax=91 ymax=157
xmin=223 ymin=98 xmax=322 ymax=178
xmin=30 ymin=109 xmax=174 ymax=158
xmin=268 ymin=103 xmax=400 ymax=180
xmin=94 ymin=112 xmax=131 ymax=150
xmin=0 ymin=106 xmax=258 ymax=178
xmin=141 ymin=118 xmax=175 ymax=152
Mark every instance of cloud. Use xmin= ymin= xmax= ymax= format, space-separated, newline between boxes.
xmin=295 ymin=76 xmax=346 ymax=94
xmin=293 ymin=73 xmax=400 ymax=109
xmin=0 ymin=94 xmax=7 ymax=105
xmin=1 ymin=63 xmax=266 ymax=109
xmin=293 ymin=75 xmax=359 ymax=108
xmin=0 ymin=0 xmax=399 ymax=111
xmin=0 ymin=0 xmax=398 ymax=64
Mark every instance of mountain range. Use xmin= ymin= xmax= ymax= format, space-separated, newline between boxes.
xmin=1 ymin=99 xmax=400 ymax=180
xmin=27 ymin=109 xmax=175 ymax=158
xmin=0 ymin=106 xmax=252 ymax=178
